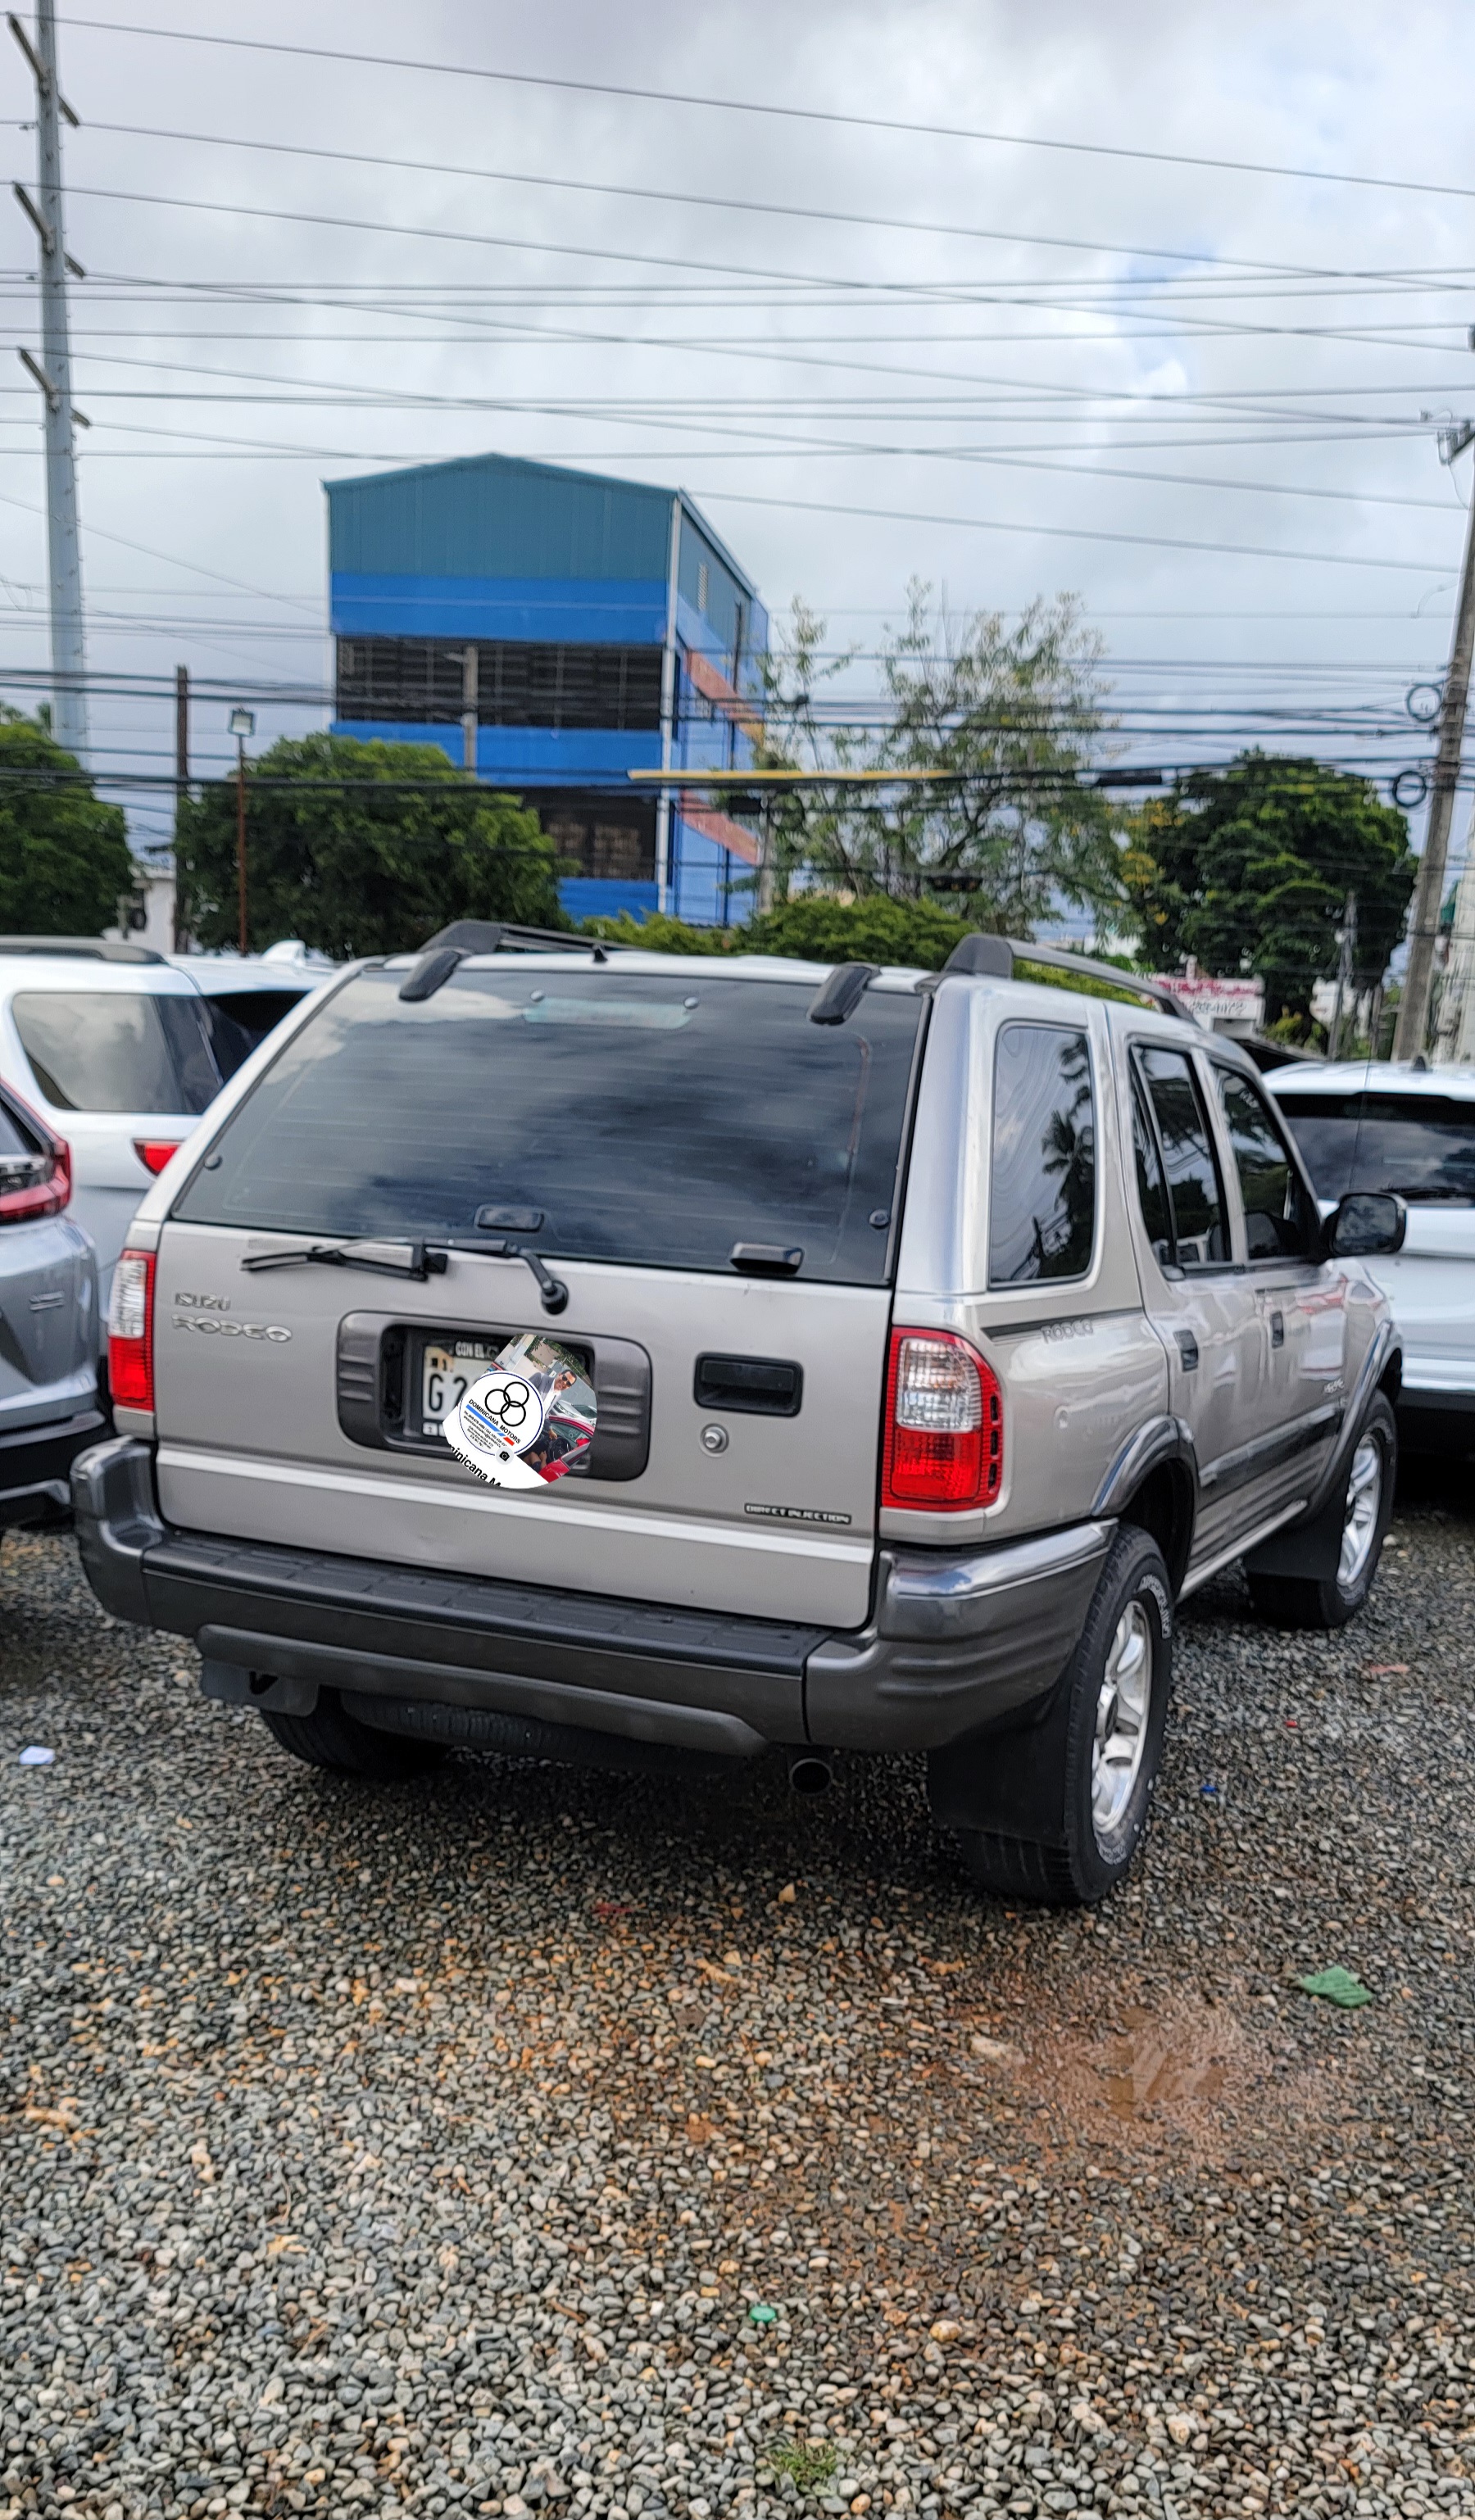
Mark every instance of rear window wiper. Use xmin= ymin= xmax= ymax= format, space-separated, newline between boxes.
xmin=240 ymin=1238 xmax=449 ymax=1281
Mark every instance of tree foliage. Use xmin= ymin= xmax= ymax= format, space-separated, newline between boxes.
xmin=0 ymin=710 xmax=133 ymax=935
xmin=751 ymin=582 xmax=1123 ymax=934
xmin=585 ymin=895 xmax=976 ymax=968
xmin=175 ymin=732 xmax=566 ymax=956
xmin=1124 ymin=751 xmax=1415 ymax=1021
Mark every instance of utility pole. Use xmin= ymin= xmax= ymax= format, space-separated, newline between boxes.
xmin=1394 ymin=421 xmax=1475 ymax=1062
xmin=172 ymin=664 xmax=189 ymax=950
xmin=228 ymin=706 xmax=255 ymax=955
xmin=11 ymin=4 xmax=88 ymax=763
xmin=1328 ymin=891 xmax=1356 ymax=1062
xmin=461 ymin=643 xmax=479 ymax=776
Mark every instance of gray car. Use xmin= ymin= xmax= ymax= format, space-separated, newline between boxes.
xmin=0 ymin=1078 xmax=102 ymax=1534
xmin=70 ymin=927 xmax=1404 ymax=1904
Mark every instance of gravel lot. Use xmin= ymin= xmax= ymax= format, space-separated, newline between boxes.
xmin=2 ymin=1480 xmax=1473 ymax=2520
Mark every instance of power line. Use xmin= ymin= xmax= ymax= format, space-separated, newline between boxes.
xmin=41 ymin=118 xmax=1475 ymax=312
xmin=58 ymin=19 xmax=1475 ymax=209
xmin=50 ymin=183 xmax=1471 ymax=305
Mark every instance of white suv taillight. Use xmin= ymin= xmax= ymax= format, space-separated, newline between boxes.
xmin=882 ymin=1328 xmax=1002 ymax=1512
xmin=108 ymin=1249 xmax=156 ymax=1410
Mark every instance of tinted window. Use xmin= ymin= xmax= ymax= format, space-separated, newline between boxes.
xmin=988 ymin=1023 xmax=1096 ymax=1285
xmin=1276 ymin=1090 xmax=1475 ymax=1205
xmin=12 ymin=991 xmax=220 ymax=1115
xmin=1130 ymin=1072 xmax=1173 ymax=1267
xmin=175 ymin=968 xmax=924 ymax=1285
xmin=1216 ymin=1070 xmax=1319 ymax=1260
xmin=197 ymin=988 xmax=309 ymax=1082
xmin=1137 ymin=1047 xmax=1229 ymax=1268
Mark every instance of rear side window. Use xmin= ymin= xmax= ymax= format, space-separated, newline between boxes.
xmin=1275 ymin=1090 xmax=1475 ymax=1205
xmin=1135 ymin=1046 xmax=1230 ymax=1269
xmin=1215 ymin=1069 xmax=1320 ymax=1260
xmin=988 ymin=1022 xmax=1096 ymax=1285
xmin=11 ymin=990 xmax=220 ymax=1115
xmin=175 ymin=967 xmax=924 ymax=1285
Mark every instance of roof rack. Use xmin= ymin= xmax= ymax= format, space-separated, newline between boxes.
xmin=0 ymin=935 xmax=166 ymax=964
xmin=420 ymin=920 xmax=626 ymax=957
xmin=939 ymin=931 xmax=1196 ymax=1022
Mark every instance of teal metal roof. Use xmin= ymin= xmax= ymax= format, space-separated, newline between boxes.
xmin=325 ymin=452 xmax=758 ymax=595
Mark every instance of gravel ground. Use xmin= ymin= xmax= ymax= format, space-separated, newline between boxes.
xmin=2 ymin=1479 xmax=1473 ymax=2520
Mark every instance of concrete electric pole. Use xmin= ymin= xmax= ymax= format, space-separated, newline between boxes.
xmin=11 ymin=4 xmax=88 ymax=764
xmin=1394 ymin=420 xmax=1475 ymax=1063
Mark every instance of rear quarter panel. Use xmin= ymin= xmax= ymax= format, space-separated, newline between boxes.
xmin=886 ymin=980 xmax=1169 ymax=1548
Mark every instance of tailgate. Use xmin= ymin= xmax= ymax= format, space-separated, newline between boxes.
xmin=152 ymin=1226 xmax=887 ymax=1625
xmin=152 ymin=957 xmax=923 ymax=1629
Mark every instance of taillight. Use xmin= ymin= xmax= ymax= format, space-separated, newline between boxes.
xmin=0 ymin=1088 xmax=70 ymax=1223
xmin=882 ymin=1328 xmax=1002 ymax=1512
xmin=108 ymin=1249 xmax=157 ymax=1411
xmin=134 ymin=1139 xmax=183 ymax=1178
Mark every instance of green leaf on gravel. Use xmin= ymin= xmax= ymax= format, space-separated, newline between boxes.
xmin=767 ymin=2437 xmax=838 ymax=2493
xmin=1297 ymin=1966 xmax=1374 ymax=2008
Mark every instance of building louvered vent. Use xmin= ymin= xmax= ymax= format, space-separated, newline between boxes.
xmin=336 ymin=638 xmax=664 ymax=732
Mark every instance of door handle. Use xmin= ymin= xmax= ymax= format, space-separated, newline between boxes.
xmin=1269 ymin=1309 xmax=1285 ymax=1348
xmin=1174 ymin=1330 xmax=1200 ymax=1371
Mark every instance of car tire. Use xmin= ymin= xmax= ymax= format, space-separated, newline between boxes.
xmin=261 ymin=1688 xmax=447 ymax=1780
xmin=945 ymin=1525 xmax=1174 ymax=1908
xmin=1246 ymin=1394 xmax=1396 ymax=1632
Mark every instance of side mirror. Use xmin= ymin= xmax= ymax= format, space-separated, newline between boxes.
xmin=1323 ymin=1190 xmax=1406 ymax=1259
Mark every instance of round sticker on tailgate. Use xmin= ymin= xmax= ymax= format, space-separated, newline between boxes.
xmin=443 ymin=1338 xmax=597 ymax=1492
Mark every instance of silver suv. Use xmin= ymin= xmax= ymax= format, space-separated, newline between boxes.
xmin=70 ymin=927 xmax=1404 ymax=1904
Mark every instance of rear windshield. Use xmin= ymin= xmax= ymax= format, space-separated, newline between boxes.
xmin=1276 ymin=1091 xmax=1475 ymax=1204
xmin=175 ymin=966 xmax=924 ymax=1283
xmin=12 ymin=990 xmax=221 ymax=1115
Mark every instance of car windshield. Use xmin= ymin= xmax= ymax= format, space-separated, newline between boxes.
xmin=11 ymin=990 xmax=221 ymax=1115
xmin=1275 ymin=1090 xmax=1475 ymax=1204
xmin=175 ymin=965 xmax=925 ymax=1285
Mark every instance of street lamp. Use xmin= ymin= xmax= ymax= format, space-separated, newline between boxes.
xmin=227 ymin=707 xmax=256 ymax=955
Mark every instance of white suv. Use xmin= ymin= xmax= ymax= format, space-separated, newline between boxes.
xmin=0 ymin=940 xmax=318 ymax=1316
xmin=1269 ymin=1059 xmax=1475 ymax=1456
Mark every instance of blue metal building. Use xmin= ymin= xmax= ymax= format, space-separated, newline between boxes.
xmin=326 ymin=452 xmax=768 ymax=925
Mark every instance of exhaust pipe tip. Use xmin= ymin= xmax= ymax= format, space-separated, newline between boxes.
xmin=787 ymin=1753 xmax=833 ymax=1797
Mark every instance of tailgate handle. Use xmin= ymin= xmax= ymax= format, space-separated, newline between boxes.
xmin=694 ymin=1353 xmax=803 ymax=1416
xmin=1269 ymin=1308 xmax=1285 ymax=1348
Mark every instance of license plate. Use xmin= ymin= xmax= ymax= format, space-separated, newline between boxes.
xmin=419 ymin=1339 xmax=502 ymax=1439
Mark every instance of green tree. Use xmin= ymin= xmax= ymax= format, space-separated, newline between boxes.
xmin=175 ymin=732 xmax=566 ymax=956
xmin=1124 ymin=752 xmax=1415 ymax=1022
xmin=585 ymin=896 xmax=974 ymax=968
xmin=752 ymin=582 xmax=1124 ymax=933
xmin=0 ymin=709 xmax=133 ymax=934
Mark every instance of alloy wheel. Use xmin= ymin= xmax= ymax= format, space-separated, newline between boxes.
xmin=1091 ymin=1600 xmax=1153 ymax=1843
xmin=1338 ymin=1434 xmax=1382 ymax=1595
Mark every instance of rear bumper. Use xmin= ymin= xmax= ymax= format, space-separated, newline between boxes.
xmin=0 ymin=1402 xmax=107 ymax=1534
xmin=70 ymin=1438 xmax=1110 ymax=1759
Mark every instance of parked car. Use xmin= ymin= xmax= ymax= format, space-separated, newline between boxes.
xmin=1269 ymin=1058 xmax=1475 ymax=1457
xmin=0 ymin=938 xmax=321 ymax=1319
xmin=70 ymin=929 xmax=1403 ymax=1905
xmin=0 ymin=1076 xmax=102 ymax=1534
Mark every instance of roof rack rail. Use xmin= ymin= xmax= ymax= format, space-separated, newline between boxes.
xmin=940 ymin=932 xmax=1196 ymax=1023
xmin=419 ymin=920 xmax=626 ymax=957
xmin=0 ymin=935 xmax=166 ymax=964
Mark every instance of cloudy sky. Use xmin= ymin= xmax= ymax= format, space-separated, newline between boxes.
xmin=2 ymin=0 xmax=1472 ymax=872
